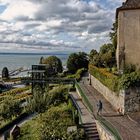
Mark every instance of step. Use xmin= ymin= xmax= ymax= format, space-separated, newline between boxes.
xmin=82 ymin=123 xmax=96 ymax=127
xmin=88 ymin=134 xmax=100 ymax=139
xmin=87 ymin=133 xmax=99 ymax=137
xmin=84 ymin=127 xmax=97 ymax=131
xmin=86 ymin=131 xmax=98 ymax=135
xmin=88 ymin=137 xmax=100 ymax=140
xmin=85 ymin=128 xmax=98 ymax=132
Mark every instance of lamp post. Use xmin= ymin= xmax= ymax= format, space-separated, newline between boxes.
xmin=89 ymin=73 xmax=91 ymax=85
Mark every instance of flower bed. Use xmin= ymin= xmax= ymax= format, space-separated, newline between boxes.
xmin=0 ymin=86 xmax=31 ymax=96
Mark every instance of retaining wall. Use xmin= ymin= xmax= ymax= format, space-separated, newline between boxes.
xmin=90 ymin=75 xmax=125 ymax=114
xmin=90 ymin=74 xmax=140 ymax=113
xmin=125 ymin=88 xmax=140 ymax=112
xmin=96 ymin=120 xmax=115 ymax=140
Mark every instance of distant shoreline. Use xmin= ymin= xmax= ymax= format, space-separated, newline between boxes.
xmin=0 ymin=53 xmax=68 ymax=72
xmin=0 ymin=52 xmax=71 ymax=56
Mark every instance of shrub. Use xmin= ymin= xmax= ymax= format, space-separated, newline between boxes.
xmin=0 ymin=86 xmax=31 ymax=97
xmin=89 ymin=64 xmax=140 ymax=91
xmin=67 ymin=68 xmax=87 ymax=81
xmin=0 ymin=97 xmax=22 ymax=120
xmin=89 ymin=64 xmax=119 ymax=91
xmin=118 ymin=72 xmax=140 ymax=90
xmin=124 ymin=64 xmax=136 ymax=74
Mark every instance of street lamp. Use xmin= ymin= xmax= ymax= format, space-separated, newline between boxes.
xmin=89 ymin=73 xmax=91 ymax=85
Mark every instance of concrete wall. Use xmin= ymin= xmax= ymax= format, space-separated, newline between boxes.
xmin=96 ymin=120 xmax=115 ymax=140
xmin=117 ymin=9 xmax=140 ymax=70
xmin=90 ymin=75 xmax=125 ymax=114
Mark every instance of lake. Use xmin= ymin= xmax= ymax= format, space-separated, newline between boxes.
xmin=0 ymin=53 xmax=69 ymax=72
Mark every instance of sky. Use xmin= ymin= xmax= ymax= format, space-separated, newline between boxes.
xmin=0 ymin=0 xmax=123 ymax=53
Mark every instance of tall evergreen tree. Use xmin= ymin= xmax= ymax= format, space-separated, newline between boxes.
xmin=2 ymin=67 xmax=9 ymax=79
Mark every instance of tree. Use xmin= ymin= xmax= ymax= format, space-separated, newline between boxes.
xmin=109 ymin=20 xmax=118 ymax=49
xmin=67 ymin=52 xmax=88 ymax=73
xmin=89 ymin=49 xmax=101 ymax=67
xmin=2 ymin=67 xmax=9 ymax=79
xmin=89 ymin=44 xmax=116 ymax=68
xmin=39 ymin=56 xmax=44 ymax=64
xmin=99 ymin=43 xmax=116 ymax=68
xmin=41 ymin=56 xmax=63 ymax=76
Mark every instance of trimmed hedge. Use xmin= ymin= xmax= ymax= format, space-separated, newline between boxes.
xmin=89 ymin=64 xmax=119 ymax=91
xmin=89 ymin=64 xmax=140 ymax=91
xmin=67 ymin=68 xmax=87 ymax=81
xmin=0 ymin=86 xmax=31 ymax=97
xmin=3 ymin=77 xmax=21 ymax=82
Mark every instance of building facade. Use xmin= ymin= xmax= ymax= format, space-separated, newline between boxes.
xmin=116 ymin=0 xmax=140 ymax=71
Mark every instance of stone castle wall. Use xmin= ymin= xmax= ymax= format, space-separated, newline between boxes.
xmin=117 ymin=9 xmax=140 ymax=70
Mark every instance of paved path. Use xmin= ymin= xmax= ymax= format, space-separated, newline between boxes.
xmin=0 ymin=113 xmax=37 ymax=140
xmin=70 ymin=92 xmax=94 ymax=124
xmin=70 ymin=92 xmax=100 ymax=140
xmin=80 ymin=76 xmax=140 ymax=140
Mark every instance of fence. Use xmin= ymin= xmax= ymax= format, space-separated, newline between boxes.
xmin=75 ymin=80 xmax=93 ymax=113
xmin=75 ymin=80 xmax=122 ymax=140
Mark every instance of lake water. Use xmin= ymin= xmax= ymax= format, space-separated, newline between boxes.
xmin=0 ymin=53 xmax=69 ymax=72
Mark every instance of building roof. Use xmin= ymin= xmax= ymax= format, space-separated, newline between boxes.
xmin=116 ymin=0 xmax=140 ymax=18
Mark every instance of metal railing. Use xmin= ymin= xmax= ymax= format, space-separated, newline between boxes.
xmin=96 ymin=115 xmax=122 ymax=140
xmin=75 ymin=80 xmax=93 ymax=113
xmin=69 ymin=94 xmax=83 ymax=124
xmin=75 ymin=80 xmax=122 ymax=140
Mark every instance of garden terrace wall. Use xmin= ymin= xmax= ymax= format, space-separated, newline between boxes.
xmin=90 ymin=74 xmax=125 ymax=114
xmin=90 ymin=74 xmax=140 ymax=113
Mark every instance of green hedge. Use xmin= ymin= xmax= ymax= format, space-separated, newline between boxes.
xmin=75 ymin=81 xmax=93 ymax=113
xmin=0 ymin=86 xmax=31 ymax=97
xmin=67 ymin=68 xmax=87 ymax=81
xmin=89 ymin=64 xmax=119 ymax=91
xmin=118 ymin=72 xmax=140 ymax=90
xmin=89 ymin=64 xmax=140 ymax=91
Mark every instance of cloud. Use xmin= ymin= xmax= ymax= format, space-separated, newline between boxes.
xmin=0 ymin=0 xmax=122 ymax=53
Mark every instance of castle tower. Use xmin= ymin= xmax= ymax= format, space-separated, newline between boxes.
xmin=116 ymin=0 xmax=140 ymax=71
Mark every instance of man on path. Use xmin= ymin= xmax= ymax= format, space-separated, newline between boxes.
xmin=97 ymin=100 xmax=103 ymax=115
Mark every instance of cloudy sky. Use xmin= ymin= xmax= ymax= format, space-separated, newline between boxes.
xmin=0 ymin=0 xmax=123 ymax=53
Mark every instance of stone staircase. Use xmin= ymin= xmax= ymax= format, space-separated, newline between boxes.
xmin=82 ymin=122 xmax=100 ymax=140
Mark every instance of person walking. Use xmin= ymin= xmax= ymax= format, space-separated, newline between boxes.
xmin=97 ymin=100 xmax=103 ymax=115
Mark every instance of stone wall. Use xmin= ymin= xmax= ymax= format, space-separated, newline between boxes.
xmin=96 ymin=120 xmax=115 ymax=140
xmin=90 ymin=75 xmax=125 ymax=114
xmin=125 ymin=88 xmax=140 ymax=112
xmin=90 ymin=74 xmax=140 ymax=113
xmin=117 ymin=9 xmax=140 ymax=70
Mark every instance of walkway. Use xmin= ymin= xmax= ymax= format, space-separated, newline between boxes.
xmin=70 ymin=92 xmax=100 ymax=140
xmin=80 ymin=75 xmax=140 ymax=140
xmin=0 ymin=113 xmax=37 ymax=140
